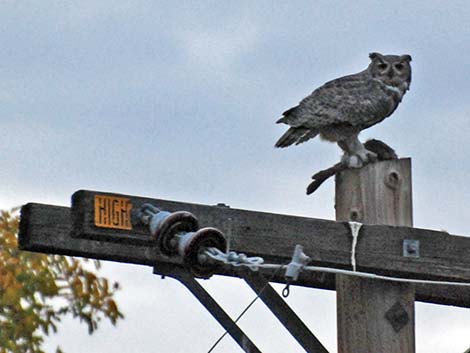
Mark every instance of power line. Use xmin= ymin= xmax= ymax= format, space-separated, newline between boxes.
xmin=206 ymin=265 xmax=285 ymax=353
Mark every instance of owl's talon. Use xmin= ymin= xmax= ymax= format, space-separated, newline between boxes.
xmin=342 ymin=154 xmax=363 ymax=168
xmin=365 ymin=150 xmax=378 ymax=162
xmin=342 ymin=149 xmax=377 ymax=169
xmin=349 ymin=155 xmax=363 ymax=168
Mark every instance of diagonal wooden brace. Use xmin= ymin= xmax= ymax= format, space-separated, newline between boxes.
xmin=242 ymin=270 xmax=329 ymax=353
xmin=153 ymin=264 xmax=262 ymax=353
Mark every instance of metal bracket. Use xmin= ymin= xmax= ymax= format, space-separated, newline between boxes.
xmin=403 ymin=239 xmax=420 ymax=258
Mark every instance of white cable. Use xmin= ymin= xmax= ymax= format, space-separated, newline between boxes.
xmin=267 ymin=263 xmax=470 ymax=287
xmin=205 ymin=247 xmax=470 ymax=287
xmin=348 ymin=221 xmax=362 ymax=271
xmin=300 ymin=264 xmax=470 ymax=287
xmin=205 ymin=247 xmax=264 ymax=271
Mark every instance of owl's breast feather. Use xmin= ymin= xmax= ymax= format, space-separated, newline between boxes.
xmin=372 ymin=78 xmax=407 ymax=102
xmin=382 ymin=83 xmax=402 ymax=95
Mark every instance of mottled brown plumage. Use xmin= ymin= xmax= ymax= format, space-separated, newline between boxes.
xmin=275 ymin=52 xmax=412 ymax=168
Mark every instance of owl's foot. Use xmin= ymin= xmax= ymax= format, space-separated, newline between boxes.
xmin=307 ymin=139 xmax=398 ymax=195
xmin=338 ymin=136 xmax=378 ymax=168
xmin=342 ymin=149 xmax=377 ymax=168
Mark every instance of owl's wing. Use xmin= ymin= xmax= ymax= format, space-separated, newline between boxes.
xmin=278 ymin=73 xmax=390 ymax=129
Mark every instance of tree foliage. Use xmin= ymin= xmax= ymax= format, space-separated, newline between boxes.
xmin=0 ymin=209 xmax=124 ymax=353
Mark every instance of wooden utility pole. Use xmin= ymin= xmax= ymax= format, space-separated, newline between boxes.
xmin=336 ymin=158 xmax=415 ymax=352
xmin=18 ymin=159 xmax=470 ymax=352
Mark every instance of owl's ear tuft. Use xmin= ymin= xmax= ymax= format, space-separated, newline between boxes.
xmin=369 ymin=52 xmax=383 ymax=61
xmin=400 ymin=54 xmax=412 ymax=62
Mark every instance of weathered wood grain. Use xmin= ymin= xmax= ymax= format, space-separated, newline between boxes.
xmin=18 ymin=195 xmax=470 ymax=307
xmin=69 ymin=186 xmax=470 ymax=282
xmin=19 ymin=203 xmax=164 ymax=266
xmin=336 ymin=158 xmax=415 ymax=353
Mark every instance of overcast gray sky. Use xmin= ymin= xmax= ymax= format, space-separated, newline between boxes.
xmin=2 ymin=1 xmax=470 ymax=352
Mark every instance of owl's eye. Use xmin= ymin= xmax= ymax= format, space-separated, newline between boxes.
xmin=377 ymin=63 xmax=388 ymax=70
xmin=394 ymin=63 xmax=404 ymax=71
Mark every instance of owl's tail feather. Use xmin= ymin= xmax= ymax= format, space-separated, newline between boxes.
xmin=275 ymin=127 xmax=318 ymax=148
xmin=295 ymin=129 xmax=319 ymax=145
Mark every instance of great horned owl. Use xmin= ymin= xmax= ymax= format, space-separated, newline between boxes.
xmin=275 ymin=52 xmax=412 ymax=168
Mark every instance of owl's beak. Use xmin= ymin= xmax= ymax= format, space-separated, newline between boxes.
xmin=387 ymin=70 xmax=394 ymax=79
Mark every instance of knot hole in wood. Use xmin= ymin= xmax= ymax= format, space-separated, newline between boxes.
xmin=384 ymin=170 xmax=402 ymax=190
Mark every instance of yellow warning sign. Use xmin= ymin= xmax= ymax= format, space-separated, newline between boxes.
xmin=94 ymin=195 xmax=132 ymax=230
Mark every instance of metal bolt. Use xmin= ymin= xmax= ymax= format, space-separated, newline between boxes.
xmin=215 ymin=203 xmax=230 ymax=208
xmin=349 ymin=208 xmax=362 ymax=222
xmin=403 ymin=239 xmax=420 ymax=258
